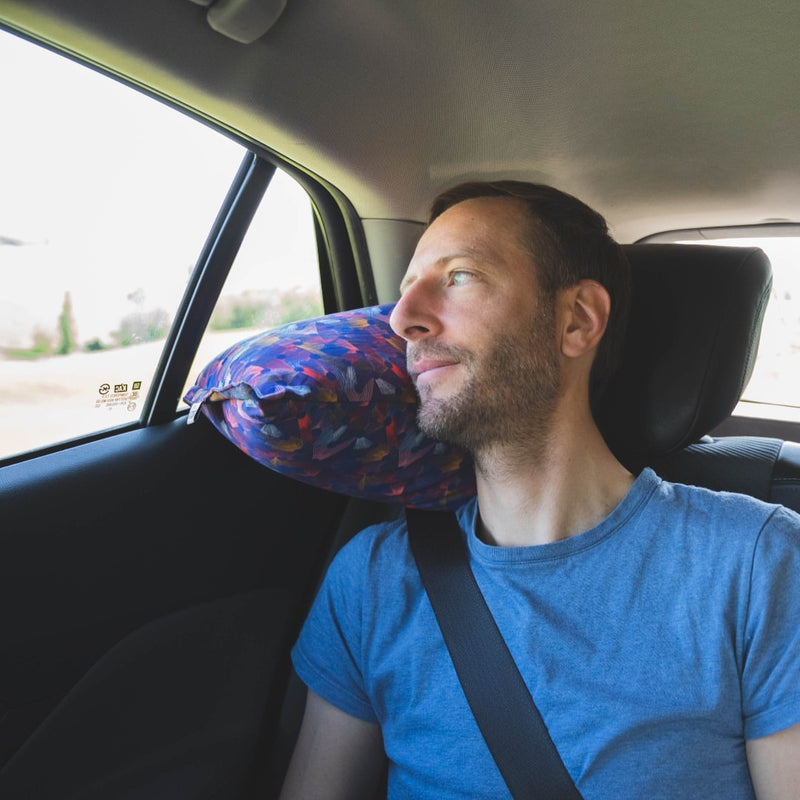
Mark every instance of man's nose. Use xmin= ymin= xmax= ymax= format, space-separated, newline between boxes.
xmin=389 ymin=280 xmax=442 ymax=342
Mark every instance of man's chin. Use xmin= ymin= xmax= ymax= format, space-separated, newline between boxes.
xmin=416 ymin=400 xmax=467 ymax=446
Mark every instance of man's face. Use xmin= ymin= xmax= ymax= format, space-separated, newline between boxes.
xmin=389 ymin=196 xmax=562 ymax=456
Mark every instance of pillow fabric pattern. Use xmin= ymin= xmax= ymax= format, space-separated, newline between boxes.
xmin=184 ymin=304 xmax=475 ymax=509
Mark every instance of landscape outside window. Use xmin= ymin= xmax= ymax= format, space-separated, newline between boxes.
xmin=0 ymin=30 xmax=322 ymax=461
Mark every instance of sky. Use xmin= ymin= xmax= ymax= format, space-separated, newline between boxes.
xmin=0 ymin=28 xmax=319 ymax=348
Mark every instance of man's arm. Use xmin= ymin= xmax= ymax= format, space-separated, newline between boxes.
xmin=279 ymin=689 xmax=385 ymax=800
xmin=747 ymin=720 xmax=800 ymax=799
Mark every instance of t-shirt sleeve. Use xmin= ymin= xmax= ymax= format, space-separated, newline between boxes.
xmin=741 ymin=505 xmax=800 ymax=740
xmin=291 ymin=530 xmax=379 ymax=723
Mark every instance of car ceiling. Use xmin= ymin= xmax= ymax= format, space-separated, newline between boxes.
xmin=2 ymin=0 xmax=800 ymax=244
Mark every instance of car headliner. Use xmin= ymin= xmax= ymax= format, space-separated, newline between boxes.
xmin=2 ymin=0 xmax=799 ymax=245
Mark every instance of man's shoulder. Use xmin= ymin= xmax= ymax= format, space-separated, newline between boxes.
xmin=328 ymin=510 xmax=412 ymax=581
xmin=648 ymin=469 xmax=799 ymax=538
xmin=654 ymin=470 xmax=783 ymax=509
xmin=347 ymin=511 xmax=408 ymax=551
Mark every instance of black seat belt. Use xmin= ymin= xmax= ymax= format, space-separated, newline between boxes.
xmin=406 ymin=507 xmax=583 ymax=800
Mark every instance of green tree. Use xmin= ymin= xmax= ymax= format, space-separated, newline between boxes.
xmin=115 ymin=308 xmax=170 ymax=346
xmin=31 ymin=328 xmax=53 ymax=356
xmin=275 ymin=289 xmax=323 ymax=325
xmin=56 ymin=291 xmax=77 ymax=355
xmin=209 ymin=288 xmax=323 ymax=332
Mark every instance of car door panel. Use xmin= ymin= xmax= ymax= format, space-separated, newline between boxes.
xmin=0 ymin=415 xmax=347 ymax=798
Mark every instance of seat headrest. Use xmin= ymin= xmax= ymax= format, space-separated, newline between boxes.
xmin=597 ymin=244 xmax=773 ymax=468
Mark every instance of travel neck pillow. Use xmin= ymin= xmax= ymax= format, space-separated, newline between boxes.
xmin=184 ymin=304 xmax=475 ymax=509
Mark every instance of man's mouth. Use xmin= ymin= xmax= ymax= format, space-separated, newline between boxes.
xmin=410 ymin=358 xmax=460 ymax=383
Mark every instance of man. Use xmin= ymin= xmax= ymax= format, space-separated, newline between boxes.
xmin=280 ymin=181 xmax=800 ymax=798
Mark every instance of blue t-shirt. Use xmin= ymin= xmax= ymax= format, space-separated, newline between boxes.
xmin=292 ymin=469 xmax=800 ymax=799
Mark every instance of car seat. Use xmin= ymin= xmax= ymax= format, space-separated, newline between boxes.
xmin=598 ymin=243 xmax=800 ymax=511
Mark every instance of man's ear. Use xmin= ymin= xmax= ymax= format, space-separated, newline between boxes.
xmin=560 ymin=279 xmax=610 ymax=359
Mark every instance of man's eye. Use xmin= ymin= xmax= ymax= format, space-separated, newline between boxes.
xmin=450 ymin=270 xmax=473 ymax=286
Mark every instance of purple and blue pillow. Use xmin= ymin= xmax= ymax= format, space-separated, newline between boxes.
xmin=184 ymin=304 xmax=475 ymax=509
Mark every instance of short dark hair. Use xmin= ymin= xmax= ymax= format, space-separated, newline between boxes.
xmin=429 ymin=180 xmax=631 ymax=408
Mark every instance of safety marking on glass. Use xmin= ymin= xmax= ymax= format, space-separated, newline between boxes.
xmin=95 ymin=380 xmax=143 ymax=412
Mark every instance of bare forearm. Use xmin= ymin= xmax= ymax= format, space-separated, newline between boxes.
xmin=279 ymin=690 xmax=385 ymax=800
xmin=747 ymin=721 xmax=800 ymax=800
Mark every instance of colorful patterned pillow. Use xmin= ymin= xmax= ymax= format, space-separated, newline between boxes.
xmin=183 ymin=304 xmax=475 ymax=509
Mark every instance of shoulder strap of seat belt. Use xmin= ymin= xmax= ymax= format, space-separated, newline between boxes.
xmin=406 ymin=506 xmax=583 ymax=800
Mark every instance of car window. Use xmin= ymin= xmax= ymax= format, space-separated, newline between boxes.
xmin=182 ymin=168 xmax=322 ymax=408
xmin=0 ymin=30 xmax=322 ymax=462
xmin=667 ymin=233 xmax=800 ymax=423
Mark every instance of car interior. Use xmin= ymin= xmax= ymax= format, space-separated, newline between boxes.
xmin=1 ymin=1 xmax=799 ymax=798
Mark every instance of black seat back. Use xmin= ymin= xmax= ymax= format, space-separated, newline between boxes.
xmin=597 ymin=243 xmax=800 ymax=512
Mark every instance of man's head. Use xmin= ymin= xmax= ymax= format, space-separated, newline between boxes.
xmin=389 ymin=181 xmax=631 ymax=459
xmin=427 ymin=181 xmax=631 ymax=402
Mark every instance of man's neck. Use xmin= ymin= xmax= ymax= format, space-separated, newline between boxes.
xmin=473 ymin=414 xmax=635 ymax=548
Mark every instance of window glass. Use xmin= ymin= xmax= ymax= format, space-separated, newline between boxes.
xmin=675 ymin=235 xmax=800 ymax=423
xmin=183 ymin=169 xmax=323 ymax=404
xmin=0 ymin=30 xmax=323 ymax=461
